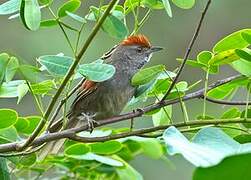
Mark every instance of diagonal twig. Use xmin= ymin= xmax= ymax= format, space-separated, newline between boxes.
xmin=161 ymin=0 xmax=212 ymax=101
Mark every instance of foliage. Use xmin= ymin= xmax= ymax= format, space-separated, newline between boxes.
xmin=0 ymin=0 xmax=251 ymax=179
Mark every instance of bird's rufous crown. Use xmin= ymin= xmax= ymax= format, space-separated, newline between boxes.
xmin=121 ymin=34 xmax=151 ymax=48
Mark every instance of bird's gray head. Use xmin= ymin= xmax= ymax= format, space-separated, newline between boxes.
xmin=109 ymin=35 xmax=163 ymax=70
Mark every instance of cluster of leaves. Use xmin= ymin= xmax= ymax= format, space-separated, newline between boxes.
xmin=1 ymin=0 xmax=251 ymax=179
xmin=0 ymin=0 xmax=199 ymax=179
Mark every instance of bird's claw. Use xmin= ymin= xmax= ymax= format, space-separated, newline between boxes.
xmin=87 ymin=119 xmax=99 ymax=133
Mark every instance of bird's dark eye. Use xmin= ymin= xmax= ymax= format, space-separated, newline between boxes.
xmin=136 ymin=47 xmax=143 ymax=53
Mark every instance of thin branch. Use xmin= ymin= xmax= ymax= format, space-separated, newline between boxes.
xmin=161 ymin=0 xmax=212 ymax=101
xmin=0 ymin=74 xmax=242 ymax=153
xmin=47 ymin=78 xmax=85 ymax=129
xmin=16 ymin=0 xmax=119 ymax=151
xmin=205 ymin=97 xmax=251 ymax=105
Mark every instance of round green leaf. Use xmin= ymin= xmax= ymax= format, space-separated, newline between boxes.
xmin=40 ymin=19 xmax=57 ymax=27
xmin=0 ymin=0 xmax=20 ymax=15
xmin=213 ymin=29 xmax=251 ymax=53
xmin=14 ymin=117 xmax=30 ymax=133
xmin=193 ymin=153 xmax=251 ymax=180
xmin=65 ymin=143 xmax=90 ymax=156
xmin=20 ymin=0 xmax=41 ymax=31
xmin=231 ymin=59 xmax=251 ymax=77
xmin=5 ymin=57 xmax=19 ymax=82
xmin=89 ymin=141 xmax=122 ymax=155
xmin=131 ymin=65 xmax=166 ymax=86
xmin=78 ymin=63 xmax=116 ymax=82
xmin=37 ymin=55 xmax=73 ymax=76
xmin=66 ymin=11 xmax=86 ymax=23
xmin=0 ymin=109 xmax=18 ymax=129
xmin=172 ymin=0 xmax=195 ymax=9
xmin=197 ymin=51 xmax=213 ymax=65
xmin=21 ymin=116 xmax=41 ymax=134
xmin=235 ymin=49 xmax=251 ymax=62
xmin=0 ymin=53 xmax=10 ymax=85
xmin=140 ymin=139 xmax=164 ymax=159
xmin=241 ymin=32 xmax=251 ymax=44
xmin=19 ymin=153 xmax=36 ymax=166
xmin=0 ymin=127 xmax=18 ymax=142
xmin=90 ymin=7 xmax=128 ymax=39
xmin=57 ymin=0 xmax=81 ymax=18
xmin=18 ymin=65 xmax=41 ymax=82
xmin=39 ymin=0 xmax=53 ymax=5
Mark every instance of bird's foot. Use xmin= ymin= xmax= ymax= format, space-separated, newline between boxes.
xmin=80 ymin=113 xmax=99 ymax=133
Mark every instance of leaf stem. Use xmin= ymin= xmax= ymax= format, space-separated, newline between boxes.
xmin=203 ymin=68 xmax=210 ymax=118
xmin=245 ymin=82 xmax=251 ymax=119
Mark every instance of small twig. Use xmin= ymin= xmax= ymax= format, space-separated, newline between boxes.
xmin=161 ymin=0 xmax=212 ymax=101
xmin=205 ymin=97 xmax=251 ymax=105
xmin=48 ymin=78 xmax=85 ymax=130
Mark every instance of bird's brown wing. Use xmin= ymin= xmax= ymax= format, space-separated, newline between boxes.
xmin=70 ymin=80 xmax=98 ymax=110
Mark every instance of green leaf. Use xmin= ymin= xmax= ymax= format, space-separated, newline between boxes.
xmin=193 ymin=153 xmax=251 ymax=180
xmin=89 ymin=141 xmax=122 ymax=155
xmin=172 ymin=0 xmax=195 ymax=9
xmin=235 ymin=49 xmax=251 ymax=62
xmin=0 ymin=53 xmax=10 ymax=85
xmin=209 ymin=49 xmax=239 ymax=65
xmin=20 ymin=0 xmax=41 ymax=31
xmin=221 ymin=108 xmax=240 ymax=119
xmin=18 ymin=65 xmax=41 ymax=82
xmin=14 ymin=117 xmax=30 ymax=133
xmin=0 ymin=109 xmax=18 ymax=129
xmin=177 ymin=58 xmax=207 ymax=68
xmin=66 ymin=11 xmax=86 ymax=23
xmin=57 ymin=0 xmax=81 ymax=18
xmin=5 ymin=56 xmax=18 ymax=82
xmin=17 ymin=82 xmax=29 ymax=103
xmin=68 ymin=152 xmax=123 ymax=167
xmin=38 ymin=55 xmax=73 ymax=76
xmin=78 ymin=62 xmax=116 ymax=82
xmin=197 ymin=51 xmax=213 ymax=65
xmin=0 ymin=127 xmax=18 ymax=142
xmin=0 ymin=80 xmax=25 ymax=98
xmin=140 ymin=139 xmax=164 ymax=159
xmin=21 ymin=116 xmax=41 ymax=134
xmin=207 ymin=85 xmax=235 ymax=99
xmin=152 ymin=106 xmax=172 ymax=126
xmin=0 ymin=158 xmax=10 ymax=180
xmin=40 ymin=19 xmax=57 ymax=27
xmin=39 ymin=0 xmax=53 ymax=5
xmin=0 ymin=0 xmax=20 ymax=15
xmin=231 ymin=59 xmax=251 ymax=77
xmin=131 ymin=65 xmax=166 ymax=86
xmin=162 ymin=0 xmax=172 ymax=17
xmin=163 ymin=126 xmax=251 ymax=167
xmin=91 ymin=7 xmax=128 ymax=39
xmin=19 ymin=153 xmax=36 ymax=166
xmin=213 ymin=29 xmax=251 ymax=53
xmin=115 ymin=156 xmax=143 ymax=180
xmin=241 ymin=32 xmax=251 ymax=44
xmin=65 ymin=143 xmax=90 ymax=156
xmin=31 ymin=80 xmax=56 ymax=95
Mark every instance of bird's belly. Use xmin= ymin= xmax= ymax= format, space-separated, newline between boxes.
xmin=76 ymin=85 xmax=135 ymax=120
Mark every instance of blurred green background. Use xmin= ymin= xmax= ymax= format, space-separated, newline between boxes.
xmin=0 ymin=0 xmax=251 ymax=179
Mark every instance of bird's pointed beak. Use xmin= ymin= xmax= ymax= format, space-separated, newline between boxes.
xmin=149 ymin=46 xmax=164 ymax=53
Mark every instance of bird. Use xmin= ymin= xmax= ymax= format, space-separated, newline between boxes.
xmin=41 ymin=34 xmax=163 ymax=156
xmin=49 ymin=34 xmax=163 ymax=133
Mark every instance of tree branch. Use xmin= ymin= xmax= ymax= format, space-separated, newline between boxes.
xmin=161 ymin=0 xmax=212 ymax=101
xmin=205 ymin=96 xmax=251 ymax=105
xmin=16 ymin=0 xmax=119 ymax=151
xmin=0 ymin=74 xmax=242 ymax=153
